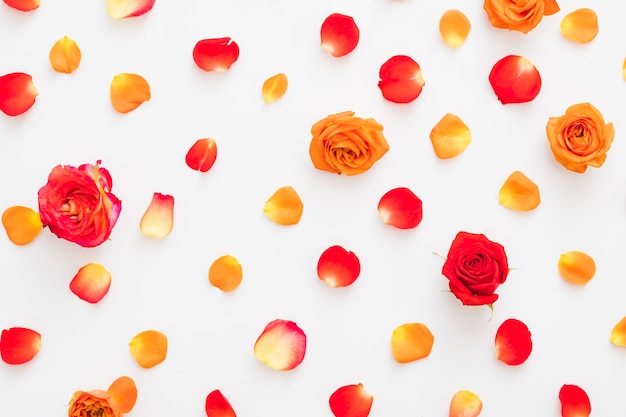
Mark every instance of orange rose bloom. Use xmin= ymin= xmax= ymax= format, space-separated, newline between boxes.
xmin=483 ymin=0 xmax=560 ymax=33
xmin=309 ymin=111 xmax=389 ymax=175
xmin=68 ymin=390 xmax=122 ymax=417
xmin=546 ymin=102 xmax=614 ymax=173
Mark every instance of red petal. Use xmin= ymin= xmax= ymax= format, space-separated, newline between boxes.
xmin=494 ymin=318 xmax=532 ymax=366
xmin=69 ymin=263 xmax=112 ymax=304
xmin=0 ymin=327 xmax=41 ymax=365
xmin=559 ymin=384 xmax=591 ymax=417
xmin=3 ymin=0 xmax=39 ymax=11
xmin=205 ymin=389 xmax=237 ymax=417
xmin=107 ymin=0 xmax=155 ymax=19
xmin=320 ymin=13 xmax=360 ymax=57
xmin=0 ymin=72 xmax=37 ymax=116
xmin=377 ymin=55 xmax=425 ymax=104
xmin=254 ymin=319 xmax=306 ymax=370
xmin=329 ymin=383 xmax=373 ymax=417
xmin=377 ymin=187 xmax=423 ymax=229
xmin=193 ymin=38 xmax=239 ymax=72
xmin=489 ymin=55 xmax=541 ymax=104
xmin=317 ymin=245 xmax=360 ymax=288
xmin=186 ymin=138 xmax=218 ymax=172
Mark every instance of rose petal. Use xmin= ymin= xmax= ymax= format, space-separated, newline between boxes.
xmin=49 ymin=36 xmax=81 ymax=74
xmin=205 ymin=389 xmax=237 ymax=417
xmin=107 ymin=376 xmax=137 ymax=414
xmin=0 ymin=72 xmax=37 ymax=116
xmin=3 ymin=0 xmax=39 ymax=11
xmin=209 ymin=255 xmax=243 ymax=292
xmin=263 ymin=186 xmax=303 ymax=226
xmin=495 ymin=318 xmax=532 ymax=366
xmin=557 ymin=251 xmax=595 ymax=285
xmin=623 ymin=58 xmax=626 ymax=81
xmin=378 ymin=55 xmax=425 ymax=104
xmin=449 ymin=390 xmax=482 ymax=417
xmin=498 ymin=171 xmax=541 ymax=211
xmin=429 ymin=113 xmax=471 ymax=159
xmin=439 ymin=10 xmax=471 ymax=48
xmin=262 ymin=73 xmax=288 ymax=103
xmin=317 ymin=245 xmax=360 ymax=288
xmin=129 ymin=329 xmax=168 ymax=368
xmin=489 ymin=55 xmax=541 ymax=104
xmin=391 ymin=322 xmax=434 ymax=363
xmin=1 ymin=205 xmax=42 ymax=245
xmin=559 ymin=384 xmax=591 ymax=417
xmin=254 ymin=319 xmax=306 ymax=371
xmin=0 ymin=327 xmax=41 ymax=365
xmin=186 ymin=138 xmax=218 ymax=172
xmin=107 ymin=0 xmax=155 ymax=19
xmin=110 ymin=73 xmax=150 ymax=113
xmin=329 ymin=383 xmax=373 ymax=417
xmin=561 ymin=8 xmax=598 ymax=44
xmin=193 ymin=38 xmax=239 ymax=72
xmin=140 ymin=192 xmax=174 ymax=238
xmin=69 ymin=263 xmax=112 ymax=304
xmin=320 ymin=13 xmax=360 ymax=57
xmin=377 ymin=187 xmax=423 ymax=229
xmin=610 ymin=317 xmax=626 ymax=347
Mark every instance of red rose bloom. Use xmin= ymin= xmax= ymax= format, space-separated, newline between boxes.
xmin=37 ymin=161 xmax=121 ymax=248
xmin=442 ymin=231 xmax=509 ymax=306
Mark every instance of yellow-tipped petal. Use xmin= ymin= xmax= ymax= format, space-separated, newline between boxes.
xmin=208 ymin=255 xmax=243 ymax=292
xmin=430 ymin=113 xmax=471 ymax=159
xmin=140 ymin=193 xmax=174 ymax=238
xmin=498 ymin=171 xmax=540 ymax=211
xmin=610 ymin=317 xmax=626 ymax=347
xmin=263 ymin=186 xmax=303 ymax=226
xmin=49 ymin=36 xmax=81 ymax=74
xmin=622 ymin=58 xmax=625 ymax=81
xmin=439 ymin=10 xmax=471 ymax=48
xmin=262 ymin=73 xmax=288 ymax=103
xmin=2 ymin=206 xmax=42 ymax=245
xmin=449 ymin=390 xmax=482 ymax=417
xmin=558 ymin=251 xmax=596 ymax=285
xmin=391 ymin=322 xmax=434 ymax=363
xmin=110 ymin=73 xmax=151 ymax=113
xmin=129 ymin=330 xmax=167 ymax=368
xmin=560 ymin=8 xmax=599 ymax=44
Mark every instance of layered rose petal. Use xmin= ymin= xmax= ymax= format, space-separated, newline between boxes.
xmin=2 ymin=205 xmax=42 ymax=245
xmin=129 ymin=329 xmax=168 ymax=368
xmin=205 ymin=389 xmax=237 ymax=417
xmin=107 ymin=0 xmax=155 ymax=19
xmin=69 ymin=263 xmax=112 ymax=304
xmin=378 ymin=55 xmax=425 ymax=104
xmin=557 ymin=251 xmax=595 ymax=285
xmin=140 ymin=192 xmax=174 ymax=238
xmin=209 ymin=255 xmax=243 ymax=292
xmin=254 ymin=319 xmax=306 ymax=370
xmin=329 ymin=383 xmax=373 ymax=417
xmin=391 ymin=322 xmax=434 ymax=363
xmin=0 ymin=327 xmax=41 ymax=365
xmin=489 ymin=55 xmax=541 ymax=104
xmin=449 ymin=390 xmax=482 ymax=417
xmin=3 ymin=0 xmax=39 ymax=11
xmin=320 ymin=13 xmax=360 ymax=57
xmin=495 ymin=318 xmax=532 ymax=366
xmin=377 ymin=187 xmax=423 ymax=229
xmin=186 ymin=138 xmax=218 ymax=172
xmin=483 ymin=0 xmax=559 ymax=33
xmin=193 ymin=38 xmax=239 ymax=72
xmin=430 ymin=113 xmax=471 ymax=159
xmin=317 ymin=245 xmax=360 ymax=288
xmin=559 ymin=384 xmax=591 ymax=417
xmin=439 ymin=10 xmax=471 ymax=48
xmin=561 ymin=8 xmax=598 ymax=44
xmin=263 ymin=186 xmax=303 ymax=226
xmin=49 ymin=36 xmax=81 ymax=74
xmin=262 ymin=73 xmax=288 ymax=103
xmin=107 ymin=376 xmax=137 ymax=414
xmin=610 ymin=317 xmax=626 ymax=347
xmin=0 ymin=72 xmax=37 ymax=116
xmin=110 ymin=73 xmax=150 ymax=113
xmin=498 ymin=171 xmax=540 ymax=211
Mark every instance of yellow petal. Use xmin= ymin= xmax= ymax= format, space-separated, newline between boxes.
xmin=558 ymin=251 xmax=596 ymax=285
xmin=208 ymin=255 xmax=243 ymax=292
xmin=429 ymin=113 xmax=471 ymax=159
xmin=610 ymin=317 xmax=626 ymax=347
xmin=110 ymin=73 xmax=151 ymax=113
xmin=622 ymin=58 xmax=625 ymax=81
xmin=129 ymin=330 xmax=168 ymax=368
xmin=140 ymin=192 xmax=174 ymax=238
xmin=439 ymin=10 xmax=471 ymax=48
xmin=560 ymin=8 xmax=599 ymax=44
xmin=262 ymin=73 xmax=288 ymax=103
xmin=49 ymin=36 xmax=81 ymax=74
xmin=449 ymin=390 xmax=482 ymax=417
xmin=1 ymin=206 xmax=42 ymax=245
xmin=391 ymin=322 xmax=434 ymax=363
xmin=263 ymin=186 xmax=303 ymax=226
xmin=498 ymin=171 xmax=541 ymax=211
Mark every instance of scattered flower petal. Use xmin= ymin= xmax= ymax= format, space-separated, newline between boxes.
xmin=391 ymin=322 xmax=434 ymax=363
xmin=186 ymin=138 xmax=218 ymax=172
xmin=377 ymin=187 xmax=423 ymax=229
xmin=489 ymin=55 xmax=541 ymax=104
xmin=498 ymin=171 xmax=540 ymax=211
xmin=561 ymin=8 xmax=598 ymax=44
xmin=559 ymin=384 xmax=591 ymax=417
xmin=69 ymin=263 xmax=112 ymax=304
xmin=557 ymin=251 xmax=595 ymax=285
xmin=3 ymin=0 xmax=39 ymax=11
xmin=320 ymin=13 xmax=360 ymax=57
xmin=205 ymin=389 xmax=237 ymax=417
xmin=129 ymin=329 xmax=168 ymax=368
xmin=110 ymin=73 xmax=151 ymax=113
xmin=329 ymin=383 xmax=373 ymax=417
xmin=49 ymin=36 xmax=81 ymax=74
xmin=209 ymin=255 xmax=243 ymax=292
xmin=193 ymin=38 xmax=239 ymax=72
xmin=449 ymin=390 xmax=482 ymax=417
xmin=140 ymin=192 xmax=174 ymax=238
xmin=262 ymin=73 xmax=288 ymax=103
xmin=610 ymin=317 xmax=626 ymax=347
xmin=263 ymin=186 xmax=303 ymax=226
xmin=317 ymin=245 xmax=360 ymax=288
xmin=623 ymin=58 xmax=626 ymax=81
xmin=0 ymin=72 xmax=37 ymax=116
xmin=1 ymin=205 xmax=42 ymax=245
xmin=439 ymin=10 xmax=471 ymax=48
xmin=378 ymin=55 xmax=425 ymax=104
xmin=107 ymin=0 xmax=155 ymax=19
xmin=107 ymin=376 xmax=137 ymax=414
xmin=254 ymin=319 xmax=306 ymax=370
xmin=0 ymin=327 xmax=41 ymax=365
xmin=495 ymin=318 xmax=532 ymax=366
xmin=429 ymin=113 xmax=471 ymax=159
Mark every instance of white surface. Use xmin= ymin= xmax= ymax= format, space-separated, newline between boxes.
xmin=1 ymin=1 xmax=625 ymax=416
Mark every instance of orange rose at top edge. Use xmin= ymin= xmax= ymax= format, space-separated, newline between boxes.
xmin=483 ymin=0 xmax=560 ymax=34
xmin=309 ymin=111 xmax=389 ymax=175
xmin=546 ymin=103 xmax=614 ymax=173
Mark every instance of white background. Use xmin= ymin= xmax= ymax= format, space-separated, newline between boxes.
xmin=1 ymin=1 xmax=625 ymax=416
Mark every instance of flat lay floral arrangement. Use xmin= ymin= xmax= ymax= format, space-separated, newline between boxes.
xmin=0 ymin=0 xmax=625 ymax=416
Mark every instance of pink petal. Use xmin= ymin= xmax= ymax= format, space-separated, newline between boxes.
xmin=559 ymin=384 xmax=591 ymax=417
xmin=193 ymin=38 xmax=239 ymax=72
xmin=329 ymin=383 xmax=373 ymax=417
xmin=320 ymin=13 xmax=360 ymax=57
xmin=378 ymin=55 xmax=425 ymax=104
xmin=495 ymin=318 xmax=532 ymax=366
xmin=253 ymin=319 xmax=306 ymax=370
xmin=69 ymin=263 xmax=112 ymax=304
xmin=317 ymin=245 xmax=360 ymax=288
xmin=0 ymin=327 xmax=41 ymax=365
xmin=107 ymin=0 xmax=155 ymax=19
xmin=205 ymin=389 xmax=237 ymax=417
xmin=140 ymin=192 xmax=174 ymax=238
xmin=377 ymin=187 xmax=423 ymax=229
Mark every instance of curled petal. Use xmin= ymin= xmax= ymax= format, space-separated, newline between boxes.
xmin=193 ymin=38 xmax=239 ymax=72
xmin=559 ymin=384 xmax=591 ymax=417
xmin=329 ymin=383 xmax=373 ymax=417
xmin=205 ymin=389 xmax=237 ymax=417
xmin=498 ymin=171 xmax=540 ymax=211
xmin=561 ymin=8 xmax=598 ymax=44
xmin=2 ymin=205 xmax=42 ymax=245
xmin=558 ymin=251 xmax=595 ymax=285
xmin=107 ymin=0 xmax=155 ymax=19
xmin=430 ymin=113 xmax=471 ymax=159
xmin=110 ymin=73 xmax=151 ymax=113
xmin=0 ymin=72 xmax=37 ymax=116
xmin=69 ymin=263 xmax=112 ymax=304
xmin=610 ymin=317 xmax=626 ymax=347
xmin=489 ymin=55 xmax=541 ymax=104
xmin=186 ymin=138 xmax=218 ymax=172
xmin=495 ymin=318 xmax=532 ymax=366
xmin=0 ymin=327 xmax=41 ymax=365
xmin=263 ymin=186 xmax=303 ymax=226
xmin=317 ymin=245 xmax=360 ymax=288
xmin=254 ymin=319 xmax=306 ymax=370
xmin=140 ymin=192 xmax=174 ymax=238
xmin=391 ymin=322 xmax=434 ymax=363
xmin=107 ymin=376 xmax=137 ymax=413
xmin=129 ymin=329 xmax=168 ymax=368
xmin=49 ymin=36 xmax=81 ymax=74
xmin=378 ymin=55 xmax=425 ymax=104
xmin=377 ymin=187 xmax=423 ymax=229
xmin=449 ymin=390 xmax=482 ymax=417
xmin=439 ymin=10 xmax=471 ymax=48
xmin=3 ymin=0 xmax=39 ymax=11
xmin=209 ymin=255 xmax=243 ymax=292
xmin=262 ymin=73 xmax=288 ymax=103
xmin=320 ymin=13 xmax=360 ymax=57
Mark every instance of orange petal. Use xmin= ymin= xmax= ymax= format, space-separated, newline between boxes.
xmin=623 ymin=57 xmax=626 ymax=81
xmin=107 ymin=376 xmax=137 ymax=413
xmin=495 ymin=318 xmax=532 ymax=366
xmin=561 ymin=8 xmax=598 ymax=44
xmin=320 ymin=13 xmax=360 ymax=57
xmin=49 ymin=36 xmax=81 ymax=74
xmin=391 ymin=322 xmax=434 ymax=363
xmin=558 ymin=251 xmax=595 ymax=285
xmin=254 ymin=319 xmax=306 ymax=370
xmin=129 ymin=329 xmax=168 ymax=368
xmin=69 ymin=263 xmax=112 ymax=304
xmin=193 ymin=38 xmax=239 ymax=72
xmin=107 ymin=0 xmax=155 ymax=19
xmin=377 ymin=187 xmax=423 ymax=229
xmin=140 ymin=192 xmax=174 ymax=238
xmin=329 ymin=383 xmax=373 ymax=417
xmin=378 ymin=55 xmax=425 ymax=104
xmin=0 ymin=72 xmax=37 ymax=116
xmin=544 ymin=0 xmax=560 ymax=16
xmin=209 ymin=255 xmax=243 ymax=292
xmin=439 ymin=10 xmax=471 ymax=48
xmin=186 ymin=138 xmax=218 ymax=172
xmin=110 ymin=73 xmax=150 ymax=113
xmin=0 ymin=327 xmax=41 ymax=365
xmin=262 ymin=73 xmax=288 ymax=103
xmin=609 ymin=317 xmax=626 ymax=347
xmin=263 ymin=186 xmax=303 ymax=226
xmin=559 ymin=384 xmax=591 ymax=417
xmin=498 ymin=171 xmax=540 ymax=211
xmin=1 ymin=205 xmax=42 ymax=245
xmin=429 ymin=113 xmax=471 ymax=159
xmin=317 ymin=245 xmax=360 ymax=288
xmin=205 ymin=389 xmax=237 ymax=417
xmin=449 ymin=390 xmax=482 ymax=417
xmin=489 ymin=55 xmax=541 ymax=104
xmin=3 ymin=0 xmax=39 ymax=11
